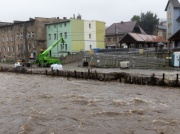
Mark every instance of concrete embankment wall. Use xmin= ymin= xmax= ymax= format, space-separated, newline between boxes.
xmin=0 ymin=66 xmax=180 ymax=87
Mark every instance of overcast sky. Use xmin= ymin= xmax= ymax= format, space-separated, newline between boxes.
xmin=1 ymin=0 xmax=167 ymax=26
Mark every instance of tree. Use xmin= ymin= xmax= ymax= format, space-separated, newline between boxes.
xmin=131 ymin=15 xmax=140 ymax=23
xmin=131 ymin=11 xmax=159 ymax=35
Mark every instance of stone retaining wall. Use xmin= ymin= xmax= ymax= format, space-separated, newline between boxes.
xmin=0 ymin=66 xmax=179 ymax=87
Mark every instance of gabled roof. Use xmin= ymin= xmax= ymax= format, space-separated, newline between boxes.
xmin=106 ymin=21 xmax=146 ymax=35
xmin=165 ymin=0 xmax=180 ymax=11
xmin=119 ymin=33 xmax=168 ymax=43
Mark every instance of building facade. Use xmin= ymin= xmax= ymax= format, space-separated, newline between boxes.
xmin=153 ymin=21 xmax=167 ymax=39
xmin=0 ymin=17 xmax=62 ymax=61
xmin=165 ymin=0 xmax=180 ymax=39
xmin=46 ymin=18 xmax=105 ymax=57
xmin=105 ymin=21 xmax=146 ymax=48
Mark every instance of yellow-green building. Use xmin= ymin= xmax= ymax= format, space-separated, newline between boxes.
xmin=46 ymin=18 xmax=105 ymax=57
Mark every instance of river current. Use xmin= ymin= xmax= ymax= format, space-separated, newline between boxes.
xmin=0 ymin=73 xmax=180 ymax=134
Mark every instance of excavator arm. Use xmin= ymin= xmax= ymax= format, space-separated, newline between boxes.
xmin=37 ymin=38 xmax=65 ymax=66
xmin=40 ymin=38 xmax=65 ymax=57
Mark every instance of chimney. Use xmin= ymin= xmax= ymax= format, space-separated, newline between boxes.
xmin=77 ymin=14 xmax=82 ymax=20
xmin=63 ymin=17 xmax=67 ymax=20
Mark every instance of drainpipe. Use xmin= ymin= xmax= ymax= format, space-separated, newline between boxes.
xmin=24 ymin=22 xmax=28 ymax=63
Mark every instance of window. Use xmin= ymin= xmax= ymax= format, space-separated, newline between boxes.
xmin=60 ymin=33 xmax=62 ymax=38
xmin=54 ymin=25 xmax=56 ymax=28
xmin=64 ymin=32 xmax=67 ymax=39
xmin=21 ymin=44 xmax=23 ymax=51
xmin=54 ymin=33 xmax=57 ymax=40
xmin=11 ymin=46 xmax=14 ymax=51
xmin=168 ymin=23 xmax=172 ymax=28
xmin=2 ymin=37 xmax=5 ymax=42
xmin=33 ymin=43 xmax=35 ymax=48
xmin=89 ymin=23 xmax=91 ymax=28
xmin=7 ymin=47 xmax=10 ymax=52
xmin=16 ymin=33 xmax=19 ymax=39
xmin=17 ymin=45 xmax=19 ymax=51
xmin=28 ymin=44 xmax=31 ymax=50
xmin=59 ymin=24 xmax=62 ymax=27
xmin=113 ymin=37 xmax=116 ymax=41
xmin=65 ymin=44 xmax=67 ymax=50
xmin=49 ymin=34 xmax=51 ymax=40
xmin=31 ymin=32 xmax=34 ymax=38
xmin=20 ymin=33 xmax=23 ymax=39
xmin=11 ymin=36 xmax=13 ymax=41
xmin=108 ymin=38 xmax=111 ymax=42
xmin=27 ymin=33 xmax=30 ymax=38
xmin=168 ymin=13 xmax=171 ymax=19
xmin=89 ymin=34 xmax=91 ymax=39
xmin=168 ymin=33 xmax=171 ymax=37
xmin=6 ymin=37 xmax=8 ymax=42
xmin=23 ymin=44 xmax=25 ymax=51
xmin=61 ymin=44 xmax=64 ymax=50
xmin=3 ymin=47 xmax=6 ymax=52
xmin=48 ymin=25 xmax=50 ymax=29
xmin=64 ymin=23 xmax=66 ymax=27
xmin=158 ymin=32 xmax=162 ymax=36
xmin=90 ymin=45 xmax=92 ymax=49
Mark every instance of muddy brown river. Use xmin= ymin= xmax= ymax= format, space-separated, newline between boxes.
xmin=0 ymin=72 xmax=180 ymax=134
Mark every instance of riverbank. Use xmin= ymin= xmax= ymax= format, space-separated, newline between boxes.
xmin=0 ymin=62 xmax=180 ymax=87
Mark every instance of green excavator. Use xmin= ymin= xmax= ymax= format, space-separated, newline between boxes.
xmin=37 ymin=38 xmax=65 ymax=67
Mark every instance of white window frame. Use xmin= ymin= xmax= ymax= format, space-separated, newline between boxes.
xmin=31 ymin=32 xmax=35 ymax=38
xmin=3 ymin=47 xmax=6 ymax=52
xmin=7 ymin=47 xmax=10 ymax=52
xmin=11 ymin=46 xmax=14 ymax=51
xmin=32 ymin=43 xmax=35 ymax=48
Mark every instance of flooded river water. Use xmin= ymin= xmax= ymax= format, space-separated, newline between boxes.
xmin=0 ymin=72 xmax=180 ymax=134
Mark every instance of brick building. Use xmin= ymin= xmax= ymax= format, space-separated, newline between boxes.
xmin=0 ymin=17 xmax=64 ymax=61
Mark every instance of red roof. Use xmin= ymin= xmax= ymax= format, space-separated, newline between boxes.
xmin=120 ymin=33 xmax=168 ymax=43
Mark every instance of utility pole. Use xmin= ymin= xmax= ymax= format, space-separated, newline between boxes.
xmin=24 ymin=22 xmax=28 ymax=63
xmin=13 ymin=24 xmax=17 ymax=62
